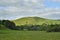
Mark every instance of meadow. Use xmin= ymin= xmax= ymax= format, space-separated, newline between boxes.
xmin=0 ymin=17 xmax=60 ymax=40
xmin=0 ymin=30 xmax=60 ymax=40
xmin=13 ymin=17 xmax=60 ymax=26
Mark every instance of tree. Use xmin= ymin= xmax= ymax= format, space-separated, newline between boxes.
xmin=1 ymin=20 xmax=16 ymax=30
xmin=47 ymin=24 xmax=60 ymax=32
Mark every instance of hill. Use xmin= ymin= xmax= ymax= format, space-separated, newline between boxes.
xmin=13 ymin=17 xmax=60 ymax=26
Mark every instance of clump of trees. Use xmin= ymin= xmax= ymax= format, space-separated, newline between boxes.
xmin=46 ymin=24 xmax=60 ymax=32
xmin=0 ymin=20 xmax=60 ymax=32
xmin=0 ymin=20 xmax=16 ymax=30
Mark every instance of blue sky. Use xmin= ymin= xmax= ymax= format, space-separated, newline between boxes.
xmin=0 ymin=0 xmax=60 ymax=20
xmin=44 ymin=0 xmax=60 ymax=8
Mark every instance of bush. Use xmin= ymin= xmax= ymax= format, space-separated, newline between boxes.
xmin=47 ymin=24 xmax=60 ymax=32
xmin=0 ymin=20 xmax=16 ymax=30
xmin=16 ymin=25 xmax=24 ymax=30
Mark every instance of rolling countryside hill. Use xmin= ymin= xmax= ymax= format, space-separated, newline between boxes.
xmin=13 ymin=17 xmax=60 ymax=26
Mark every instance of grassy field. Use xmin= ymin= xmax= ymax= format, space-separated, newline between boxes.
xmin=1 ymin=17 xmax=60 ymax=40
xmin=13 ymin=17 xmax=60 ymax=26
xmin=0 ymin=30 xmax=60 ymax=40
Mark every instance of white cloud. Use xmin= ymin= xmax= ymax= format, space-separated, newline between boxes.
xmin=31 ymin=0 xmax=37 ymax=3
xmin=0 ymin=0 xmax=60 ymax=20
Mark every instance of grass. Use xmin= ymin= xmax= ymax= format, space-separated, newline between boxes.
xmin=1 ymin=17 xmax=60 ymax=40
xmin=12 ymin=17 xmax=60 ymax=26
xmin=0 ymin=30 xmax=60 ymax=40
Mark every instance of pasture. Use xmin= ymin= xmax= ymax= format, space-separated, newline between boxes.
xmin=0 ymin=30 xmax=60 ymax=40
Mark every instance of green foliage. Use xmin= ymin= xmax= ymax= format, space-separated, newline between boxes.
xmin=15 ymin=24 xmax=60 ymax=32
xmin=47 ymin=24 xmax=60 ymax=32
xmin=27 ymin=25 xmax=39 ymax=31
xmin=0 ymin=20 xmax=16 ymax=30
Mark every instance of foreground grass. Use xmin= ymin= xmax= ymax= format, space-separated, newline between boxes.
xmin=0 ymin=30 xmax=60 ymax=40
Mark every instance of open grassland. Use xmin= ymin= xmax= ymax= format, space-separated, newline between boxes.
xmin=13 ymin=17 xmax=60 ymax=26
xmin=0 ymin=30 xmax=60 ymax=40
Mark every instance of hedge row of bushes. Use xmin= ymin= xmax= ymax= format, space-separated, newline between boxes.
xmin=0 ymin=20 xmax=60 ymax=32
xmin=16 ymin=24 xmax=60 ymax=32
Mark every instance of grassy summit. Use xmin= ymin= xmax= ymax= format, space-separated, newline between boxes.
xmin=13 ymin=17 xmax=60 ymax=26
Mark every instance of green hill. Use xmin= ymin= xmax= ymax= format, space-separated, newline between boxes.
xmin=13 ymin=17 xmax=60 ymax=26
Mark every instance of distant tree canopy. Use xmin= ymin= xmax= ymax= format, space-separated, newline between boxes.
xmin=46 ymin=24 xmax=60 ymax=32
xmin=0 ymin=20 xmax=16 ymax=30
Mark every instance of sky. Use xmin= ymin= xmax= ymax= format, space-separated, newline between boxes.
xmin=0 ymin=0 xmax=60 ymax=20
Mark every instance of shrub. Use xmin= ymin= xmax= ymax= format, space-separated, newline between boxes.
xmin=0 ymin=20 xmax=16 ymax=30
xmin=47 ymin=24 xmax=60 ymax=32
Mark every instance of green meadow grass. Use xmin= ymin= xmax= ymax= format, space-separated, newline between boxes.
xmin=13 ymin=17 xmax=60 ymax=26
xmin=0 ymin=30 xmax=60 ymax=40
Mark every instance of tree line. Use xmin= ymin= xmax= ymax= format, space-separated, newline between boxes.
xmin=0 ymin=20 xmax=60 ymax=32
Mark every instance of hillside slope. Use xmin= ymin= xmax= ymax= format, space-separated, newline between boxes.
xmin=13 ymin=17 xmax=60 ymax=26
